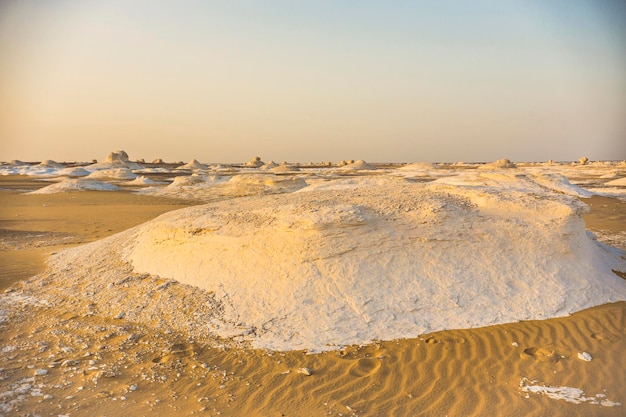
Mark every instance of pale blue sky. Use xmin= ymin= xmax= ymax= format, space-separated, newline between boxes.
xmin=1 ymin=1 xmax=624 ymax=162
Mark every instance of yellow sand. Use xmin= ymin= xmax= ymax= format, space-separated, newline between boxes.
xmin=0 ymin=176 xmax=195 ymax=289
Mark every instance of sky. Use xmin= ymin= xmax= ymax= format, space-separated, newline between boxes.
xmin=1 ymin=0 xmax=625 ymax=163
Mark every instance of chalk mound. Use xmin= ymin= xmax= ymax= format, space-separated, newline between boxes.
xmin=124 ymin=176 xmax=160 ymax=186
xmin=87 ymin=168 xmax=138 ymax=180
xmin=56 ymin=167 xmax=91 ymax=177
xmin=433 ymin=171 xmax=593 ymax=198
xmin=37 ymin=160 xmax=64 ymax=168
xmin=340 ymin=160 xmax=376 ymax=171
xmin=478 ymin=159 xmax=517 ymax=169
xmin=270 ymin=163 xmax=300 ymax=173
xmin=0 ymin=161 xmax=66 ymax=176
xmin=260 ymin=161 xmax=279 ymax=170
xmin=176 ymin=159 xmax=208 ymax=170
xmin=28 ymin=179 xmax=119 ymax=194
xmin=57 ymin=175 xmax=624 ymax=351
xmin=105 ymin=150 xmax=129 ymax=163
xmin=170 ymin=174 xmax=223 ymax=186
xmin=89 ymin=150 xmax=144 ymax=171
xmin=244 ymin=156 xmax=265 ymax=168
xmin=140 ymin=174 xmax=307 ymax=201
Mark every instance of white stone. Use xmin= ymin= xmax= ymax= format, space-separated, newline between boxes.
xmin=297 ymin=367 xmax=312 ymax=376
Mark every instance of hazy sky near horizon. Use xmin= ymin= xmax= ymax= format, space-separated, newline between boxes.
xmin=1 ymin=1 xmax=625 ymax=163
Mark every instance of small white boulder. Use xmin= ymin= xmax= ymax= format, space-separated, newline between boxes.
xmin=297 ymin=367 xmax=312 ymax=376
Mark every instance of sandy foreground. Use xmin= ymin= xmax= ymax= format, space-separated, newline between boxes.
xmin=0 ymin=175 xmax=625 ymax=416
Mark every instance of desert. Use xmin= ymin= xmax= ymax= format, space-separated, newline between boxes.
xmin=3 ymin=2 xmax=625 ymax=415
xmin=0 ymin=154 xmax=625 ymax=416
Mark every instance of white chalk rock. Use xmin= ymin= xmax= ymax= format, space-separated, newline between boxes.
xmin=297 ymin=367 xmax=312 ymax=376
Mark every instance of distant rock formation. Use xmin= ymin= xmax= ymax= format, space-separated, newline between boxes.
xmin=340 ymin=160 xmax=376 ymax=170
xmin=105 ymin=150 xmax=130 ymax=164
xmin=478 ymin=159 xmax=517 ymax=169
xmin=37 ymin=160 xmax=64 ymax=168
xmin=245 ymin=156 xmax=265 ymax=168
xmin=89 ymin=150 xmax=144 ymax=171
xmin=176 ymin=159 xmax=208 ymax=170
